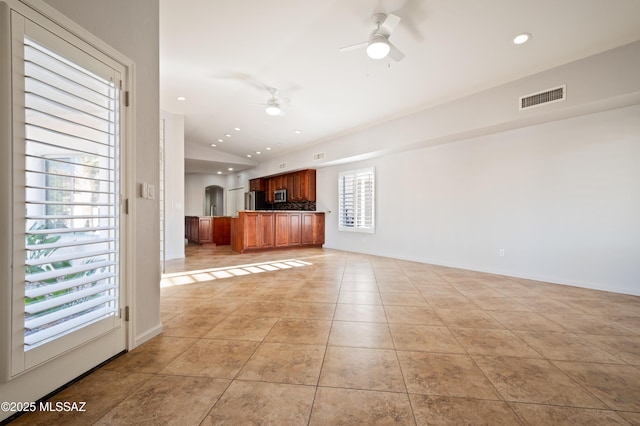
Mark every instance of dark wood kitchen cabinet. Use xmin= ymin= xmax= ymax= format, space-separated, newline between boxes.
xmin=275 ymin=212 xmax=302 ymax=247
xmin=287 ymin=173 xmax=296 ymax=200
xmin=185 ymin=216 xmax=231 ymax=245
xmin=265 ymin=178 xmax=275 ymax=203
xmin=287 ymin=172 xmax=300 ymax=201
xmin=231 ymin=211 xmax=324 ymax=253
xmin=285 ymin=169 xmax=316 ymax=202
xmin=197 ymin=217 xmax=214 ymax=244
xmin=239 ymin=212 xmax=258 ymax=250
xmin=275 ymin=175 xmax=285 ymax=190
xmin=261 ymin=213 xmax=275 ymax=248
xmin=274 ymin=212 xmax=289 ymax=247
xmin=211 ymin=217 xmax=231 ymax=245
xmin=299 ymin=169 xmax=316 ymax=202
xmin=302 ymin=212 xmax=325 ymax=245
xmin=257 ymin=169 xmax=316 ymax=203
xmin=239 ymin=211 xmax=274 ymax=250
xmin=249 ymin=178 xmax=266 ymax=192
xmin=288 ymin=213 xmax=302 ymax=245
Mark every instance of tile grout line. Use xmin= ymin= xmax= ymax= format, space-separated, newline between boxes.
xmin=305 ymin=256 xmax=347 ymax=425
xmin=387 ymin=274 xmax=419 ymax=426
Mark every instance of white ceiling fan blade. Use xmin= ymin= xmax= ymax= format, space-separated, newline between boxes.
xmin=212 ymin=72 xmax=271 ymax=91
xmin=382 ymin=13 xmax=401 ymax=34
xmin=338 ymin=41 xmax=368 ymax=53
xmin=388 ymin=42 xmax=405 ymax=62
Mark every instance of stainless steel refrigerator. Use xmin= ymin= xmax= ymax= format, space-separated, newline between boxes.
xmin=244 ymin=191 xmax=268 ymax=210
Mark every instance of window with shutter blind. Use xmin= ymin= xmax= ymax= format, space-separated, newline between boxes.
xmin=22 ymin=36 xmax=121 ymax=349
xmin=338 ymin=167 xmax=375 ymax=233
xmin=3 ymin=10 xmax=129 ymax=376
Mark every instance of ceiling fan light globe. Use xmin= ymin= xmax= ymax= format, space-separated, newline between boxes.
xmin=265 ymin=105 xmax=281 ymax=116
xmin=366 ymin=37 xmax=390 ymax=59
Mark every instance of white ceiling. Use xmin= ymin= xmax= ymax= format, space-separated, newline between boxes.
xmin=160 ymin=0 xmax=640 ymax=174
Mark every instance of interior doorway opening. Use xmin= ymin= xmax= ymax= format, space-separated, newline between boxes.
xmin=205 ymin=185 xmax=224 ymax=216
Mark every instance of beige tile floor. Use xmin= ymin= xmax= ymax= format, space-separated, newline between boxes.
xmin=10 ymin=245 xmax=640 ymax=425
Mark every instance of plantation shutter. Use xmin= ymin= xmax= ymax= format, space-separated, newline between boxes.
xmin=338 ymin=168 xmax=375 ymax=233
xmin=22 ymin=36 xmax=121 ymax=348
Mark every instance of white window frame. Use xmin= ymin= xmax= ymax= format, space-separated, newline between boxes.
xmin=0 ymin=0 xmax=134 ymax=382
xmin=338 ymin=167 xmax=375 ymax=233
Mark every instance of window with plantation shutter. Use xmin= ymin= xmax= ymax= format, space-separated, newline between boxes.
xmin=20 ymin=35 xmax=121 ymax=350
xmin=1 ymin=3 xmax=130 ymax=387
xmin=338 ymin=167 xmax=375 ymax=233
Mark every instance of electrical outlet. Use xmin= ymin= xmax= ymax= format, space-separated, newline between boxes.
xmin=499 ymin=249 xmax=505 ymax=257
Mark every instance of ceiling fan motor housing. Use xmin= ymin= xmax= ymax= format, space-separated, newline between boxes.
xmin=372 ymin=13 xmax=387 ymax=27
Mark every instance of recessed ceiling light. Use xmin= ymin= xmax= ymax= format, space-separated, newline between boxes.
xmin=247 ymin=154 xmax=252 ymax=158
xmin=225 ymin=134 xmax=231 ymax=138
xmin=294 ymin=129 xmax=301 ymax=134
xmin=266 ymin=147 xmax=272 ymax=151
xmin=217 ymin=139 xmax=223 ymax=143
xmin=210 ymin=143 xmax=216 ymax=147
xmin=234 ymin=127 xmax=241 ymax=131
xmin=513 ymin=33 xmax=531 ymax=45
xmin=228 ymin=167 xmax=233 ymax=171
xmin=256 ymin=151 xmax=261 ymax=155
xmin=217 ymin=171 xmax=222 ymax=175
xmin=177 ymin=96 xmax=186 ymax=101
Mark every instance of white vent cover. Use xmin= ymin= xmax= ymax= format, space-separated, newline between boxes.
xmin=278 ymin=162 xmax=287 ymax=170
xmin=313 ymin=152 xmax=325 ymax=161
xmin=519 ymin=85 xmax=566 ymax=110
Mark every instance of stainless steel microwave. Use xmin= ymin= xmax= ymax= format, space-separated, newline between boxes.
xmin=274 ymin=189 xmax=287 ymax=203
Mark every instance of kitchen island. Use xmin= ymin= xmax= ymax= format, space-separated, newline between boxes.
xmin=230 ymin=210 xmax=325 ymax=253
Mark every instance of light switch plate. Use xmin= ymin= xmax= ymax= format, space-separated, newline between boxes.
xmin=140 ymin=182 xmax=149 ymax=198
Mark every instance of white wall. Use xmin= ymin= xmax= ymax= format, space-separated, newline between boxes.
xmin=185 ymin=174 xmax=229 ymax=216
xmin=250 ymin=41 xmax=640 ymax=296
xmin=227 ymin=172 xmax=249 ymax=215
xmin=161 ymin=111 xmax=185 ymax=260
xmin=319 ymin=105 xmax=640 ymax=295
xmin=248 ymin=41 xmax=640 ymax=180
xmin=185 ymin=172 xmax=249 ymax=217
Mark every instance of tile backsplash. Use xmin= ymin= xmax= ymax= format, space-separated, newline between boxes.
xmin=268 ymin=200 xmax=316 ymax=211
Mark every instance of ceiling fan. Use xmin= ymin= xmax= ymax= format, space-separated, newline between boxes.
xmin=211 ymin=73 xmax=295 ymax=116
xmin=339 ymin=12 xmax=405 ymax=61
xmin=258 ymin=87 xmax=287 ymax=116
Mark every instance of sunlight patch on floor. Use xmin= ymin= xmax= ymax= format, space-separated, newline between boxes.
xmin=160 ymin=259 xmax=313 ymax=288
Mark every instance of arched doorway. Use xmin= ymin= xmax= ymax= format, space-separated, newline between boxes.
xmin=204 ymin=185 xmax=224 ymax=216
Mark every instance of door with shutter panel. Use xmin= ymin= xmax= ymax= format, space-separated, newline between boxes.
xmin=7 ymin=11 xmax=128 ymax=375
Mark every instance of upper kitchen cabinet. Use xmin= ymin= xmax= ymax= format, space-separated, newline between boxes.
xmin=266 ymin=178 xmax=275 ymax=203
xmin=287 ymin=173 xmax=295 ymax=199
xmin=249 ymin=178 xmax=266 ymax=192
xmin=260 ymin=169 xmax=317 ymax=203
xmin=300 ymin=169 xmax=316 ymax=201
xmin=288 ymin=169 xmax=316 ymax=202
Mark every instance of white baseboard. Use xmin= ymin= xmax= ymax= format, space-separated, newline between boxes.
xmin=134 ymin=323 xmax=163 ymax=348
xmin=323 ymin=245 xmax=640 ymax=296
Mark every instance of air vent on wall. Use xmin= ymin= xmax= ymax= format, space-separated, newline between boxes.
xmin=278 ymin=162 xmax=287 ymax=170
xmin=519 ymin=85 xmax=566 ymax=110
xmin=313 ymin=152 xmax=325 ymax=161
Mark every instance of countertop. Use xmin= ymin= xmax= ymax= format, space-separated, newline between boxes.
xmin=184 ymin=215 xmax=233 ymax=218
xmin=237 ymin=210 xmax=325 ymax=213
